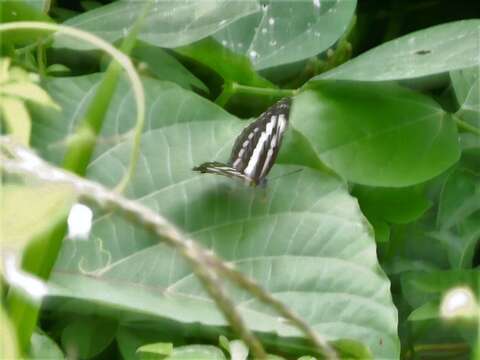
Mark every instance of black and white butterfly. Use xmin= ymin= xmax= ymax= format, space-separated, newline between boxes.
xmin=193 ymin=97 xmax=291 ymax=187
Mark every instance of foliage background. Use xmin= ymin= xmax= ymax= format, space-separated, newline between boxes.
xmin=1 ymin=0 xmax=479 ymax=359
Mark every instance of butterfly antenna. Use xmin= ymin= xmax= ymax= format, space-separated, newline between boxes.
xmin=268 ymin=168 xmax=303 ymax=182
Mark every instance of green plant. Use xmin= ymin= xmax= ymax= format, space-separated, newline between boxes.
xmin=1 ymin=1 xmax=479 ymax=359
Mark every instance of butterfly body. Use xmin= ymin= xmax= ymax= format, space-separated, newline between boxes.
xmin=193 ymin=97 xmax=291 ymax=187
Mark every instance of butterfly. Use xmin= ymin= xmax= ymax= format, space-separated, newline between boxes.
xmin=193 ymin=97 xmax=291 ymax=187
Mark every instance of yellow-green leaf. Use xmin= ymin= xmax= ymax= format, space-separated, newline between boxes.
xmin=0 ymin=184 xmax=75 ymax=251
xmin=0 ymin=96 xmax=31 ymax=145
xmin=0 ymin=58 xmax=11 ymax=82
xmin=0 ymin=308 xmax=19 ymax=359
xmin=0 ymin=82 xmax=60 ymax=110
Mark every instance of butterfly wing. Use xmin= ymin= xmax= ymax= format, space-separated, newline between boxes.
xmin=229 ymin=97 xmax=291 ymax=184
xmin=193 ymin=162 xmax=254 ymax=185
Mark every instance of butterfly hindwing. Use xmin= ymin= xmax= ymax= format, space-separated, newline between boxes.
xmin=193 ymin=97 xmax=291 ymax=186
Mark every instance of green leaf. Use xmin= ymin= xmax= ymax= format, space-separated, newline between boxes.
xmin=317 ymin=20 xmax=480 ymax=81
xmin=460 ymin=133 xmax=480 ymax=153
xmin=331 ymin=339 xmax=373 ymax=360
xmin=218 ymin=336 xmax=248 ymax=360
xmin=116 ymin=326 xmax=183 ymax=360
xmin=0 ymin=96 xmax=31 ymax=145
xmin=137 ymin=342 xmax=173 ymax=360
xmin=401 ymin=270 xmax=479 ymax=309
xmin=30 ymin=331 xmax=65 ymax=359
xmin=213 ymin=0 xmax=357 ymax=70
xmin=293 ymin=81 xmax=460 ymax=186
xmin=368 ymin=217 xmax=390 ymax=244
xmin=384 ymin=218 xmax=450 ymax=276
xmin=56 ymin=0 xmax=260 ymax=50
xmin=60 ymin=316 xmax=117 ymax=359
xmin=165 ymin=345 xmax=226 ymax=360
xmin=175 ymin=37 xmax=273 ymax=88
xmin=0 ymin=1 xmax=52 ymax=45
xmin=35 ymin=75 xmax=400 ymax=359
xmin=0 ymin=59 xmax=58 ymax=145
xmin=352 ymin=185 xmax=431 ymax=225
xmin=266 ymin=355 xmax=286 ymax=360
xmin=132 ymin=42 xmax=208 ymax=92
xmin=407 ymin=301 xmax=439 ymax=322
xmin=46 ymin=64 xmax=71 ymax=76
xmin=0 ymin=184 xmax=75 ymax=251
xmin=451 ymin=67 xmax=480 ymax=127
xmin=0 ymin=1 xmax=51 ymax=22
xmin=80 ymin=1 xmax=102 ymax=11
xmin=437 ymin=167 xmax=480 ymax=230
xmin=0 ymin=308 xmax=19 ymax=359
xmin=22 ymin=0 xmax=48 ymax=12
xmin=1 ymin=82 xmax=60 ymax=110
xmin=434 ymin=167 xmax=480 ymax=268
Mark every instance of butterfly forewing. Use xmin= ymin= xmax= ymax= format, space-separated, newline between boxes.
xmin=228 ymin=97 xmax=291 ymax=184
xmin=193 ymin=97 xmax=291 ymax=186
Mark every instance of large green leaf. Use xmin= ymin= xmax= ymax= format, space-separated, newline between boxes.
xmin=451 ymin=66 xmax=480 ymax=127
xmin=132 ymin=42 xmax=208 ymax=92
xmin=352 ymin=185 xmax=431 ymax=244
xmin=293 ymin=81 xmax=460 ymax=187
xmin=316 ymin=20 xmax=480 ymax=81
xmin=175 ymin=37 xmax=273 ymax=88
xmin=213 ymin=0 xmax=356 ymax=70
xmin=433 ymin=166 xmax=480 ymax=268
xmin=353 ymin=185 xmax=431 ymax=225
xmin=31 ymin=75 xmax=400 ymax=359
xmin=56 ymin=0 xmax=259 ymax=50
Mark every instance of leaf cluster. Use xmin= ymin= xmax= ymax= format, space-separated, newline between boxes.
xmin=0 ymin=1 xmax=479 ymax=359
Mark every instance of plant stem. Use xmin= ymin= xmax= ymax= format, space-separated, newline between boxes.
xmin=453 ymin=115 xmax=480 ymax=136
xmin=1 ymin=139 xmax=337 ymax=360
xmin=231 ymin=83 xmax=296 ymax=98
xmin=475 ymin=304 xmax=480 ymax=360
xmin=7 ymin=220 xmax=68 ymax=351
xmin=35 ymin=40 xmax=46 ymax=77
xmin=0 ymin=16 xmax=147 ymax=355
xmin=1 ymin=139 xmax=267 ymax=359
xmin=413 ymin=342 xmax=469 ymax=354
xmin=43 ymin=0 xmax=51 ymax=13
xmin=215 ymin=81 xmax=234 ymax=107
xmin=62 ymin=14 xmax=144 ymax=176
